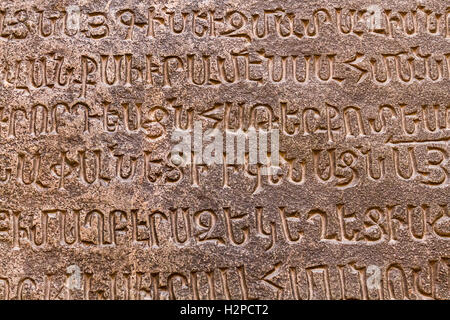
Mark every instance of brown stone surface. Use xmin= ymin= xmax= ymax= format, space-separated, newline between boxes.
xmin=0 ymin=0 xmax=449 ymax=300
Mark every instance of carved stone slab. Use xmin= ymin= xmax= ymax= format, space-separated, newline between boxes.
xmin=0 ymin=0 xmax=449 ymax=300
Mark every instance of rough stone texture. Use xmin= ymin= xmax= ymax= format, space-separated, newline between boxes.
xmin=0 ymin=0 xmax=449 ymax=300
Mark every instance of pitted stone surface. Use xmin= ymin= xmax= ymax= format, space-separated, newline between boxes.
xmin=0 ymin=0 xmax=449 ymax=300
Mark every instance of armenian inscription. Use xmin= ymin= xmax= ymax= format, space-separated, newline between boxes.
xmin=0 ymin=0 xmax=449 ymax=300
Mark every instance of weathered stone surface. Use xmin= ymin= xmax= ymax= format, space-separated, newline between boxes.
xmin=0 ymin=0 xmax=449 ymax=300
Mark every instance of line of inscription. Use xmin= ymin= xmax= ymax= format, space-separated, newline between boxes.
xmin=0 ymin=203 xmax=449 ymax=250
xmin=2 ymin=48 xmax=450 ymax=96
xmin=2 ymin=99 xmax=450 ymax=142
xmin=0 ymin=258 xmax=449 ymax=300
xmin=0 ymin=141 xmax=448 ymax=191
xmin=1 ymin=5 xmax=450 ymax=41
